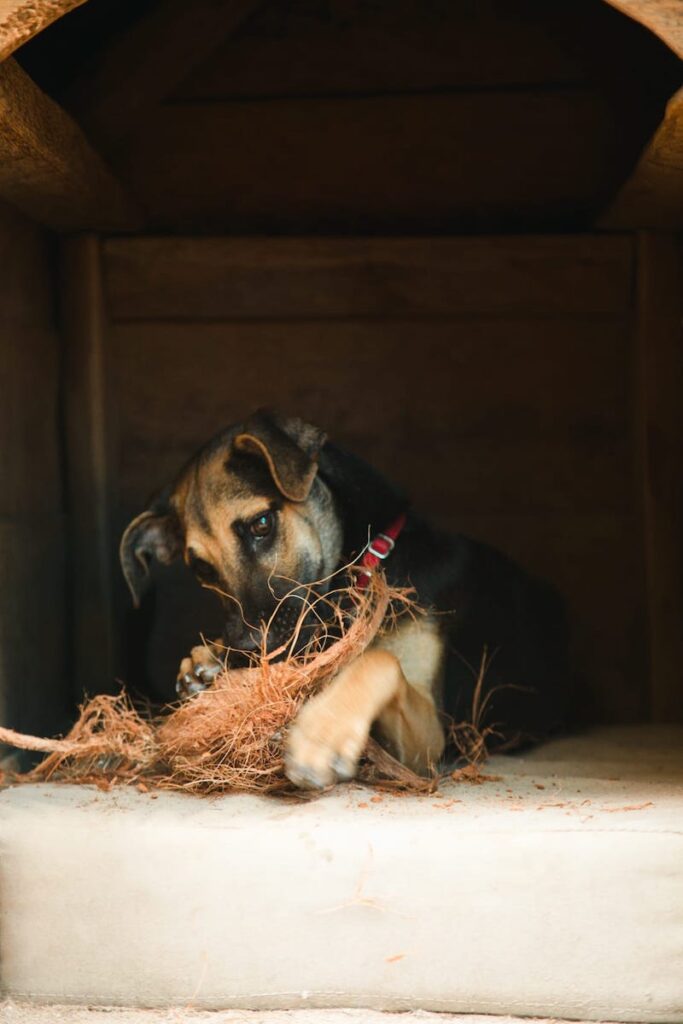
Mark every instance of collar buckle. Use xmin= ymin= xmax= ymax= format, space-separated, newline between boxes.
xmin=355 ymin=514 xmax=407 ymax=589
xmin=367 ymin=533 xmax=395 ymax=560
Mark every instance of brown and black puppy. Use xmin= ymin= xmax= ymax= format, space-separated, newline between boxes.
xmin=120 ymin=410 xmax=570 ymax=789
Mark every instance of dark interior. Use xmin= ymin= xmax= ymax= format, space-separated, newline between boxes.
xmin=0 ymin=0 xmax=681 ymax=748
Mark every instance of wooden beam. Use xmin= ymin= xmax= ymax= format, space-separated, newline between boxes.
xmin=600 ymin=86 xmax=683 ymax=228
xmin=598 ymin=3 xmax=682 ymax=228
xmin=68 ymin=0 xmax=261 ymax=150
xmin=634 ymin=232 xmax=683 ymax=721
xmin=602 ymin=0 xmax=683 ymax=59
xmin=0 ymin=0 xmax=89 ymax=63
xmin=60 ymin=235 xmax=117 ymax=700
xmin=0 ymin=57 xmax=140 ymax=231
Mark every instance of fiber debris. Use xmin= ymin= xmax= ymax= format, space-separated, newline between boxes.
xmin=0 ymin=571 xmax=493 ymax=795
xmin=0 ymin=572 xmax=449 ymax=794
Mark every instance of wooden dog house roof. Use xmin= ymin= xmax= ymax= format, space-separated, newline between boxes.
xmin=0 ymin=0 xmax=680 ymax=234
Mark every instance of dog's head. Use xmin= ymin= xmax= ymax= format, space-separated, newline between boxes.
xmin=119 ymin=410 xmax=342 ymax=654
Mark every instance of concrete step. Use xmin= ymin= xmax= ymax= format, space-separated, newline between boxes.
xmin=0 ymin=726 xmax=681 ymax=1022
xmin=0 ymin=1004 xmax=627 ymax=1024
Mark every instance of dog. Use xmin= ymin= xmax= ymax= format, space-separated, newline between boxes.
xmin=120 ymin=409 xmax=570 ymax=789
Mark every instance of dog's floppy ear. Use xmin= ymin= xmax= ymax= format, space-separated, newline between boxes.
xmin=119 ymin=498 xmax=182 ymax=607
xmin=234 ymin=410 xmax=326 ymax=502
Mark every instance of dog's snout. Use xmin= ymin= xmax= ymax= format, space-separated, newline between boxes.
xmin=219 ymin=586 xmax=319 ymax=659
xmin=236 ymin=631 xmax=261 ymax=653
xmin=220 ymin=621 xmax=261 ymax=653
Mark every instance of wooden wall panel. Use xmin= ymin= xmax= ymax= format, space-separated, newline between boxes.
xmin=635 ymin=233 xmax=683 ymax=721
xmin=0 ymin=200 xmax=67 ymax=739
xmin=80 ymin=0 xmax=675 ymax=235
xmin=114 ymin=90 xmax=620 ymax=233
xmin=102 ymin=234 xmax=646 ymax=720
xmin=109 ymin=319 xmax=632 ymax=513
xmin=60 ymin=236 xmax=117 ymax=701
xmin=103 ymin=236 xmax=633 ymax=320
xmin=174 ymin=0 xmax=585 ymax=101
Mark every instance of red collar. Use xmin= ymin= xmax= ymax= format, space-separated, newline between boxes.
xmin=356 ymin=513 xmax=407 ymax=589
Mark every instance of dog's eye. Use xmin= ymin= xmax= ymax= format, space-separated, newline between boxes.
xmin=249 ymin=511 xmax=274 ymax=539
xmin=193 ymin=558 xmax=218 ymax=584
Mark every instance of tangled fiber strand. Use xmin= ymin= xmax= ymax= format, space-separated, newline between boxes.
xmin=448 ymin=648 xmax=501 ymax=767
xmin=155 ymin=568 xmax=422 ymax=793
xmin=26 ymin=692 xmax=157 ymax=786
xmin=0 ymin=571 xmax=439 ymax=794
xmin=0 ymin=571 xmax=504 ymax=795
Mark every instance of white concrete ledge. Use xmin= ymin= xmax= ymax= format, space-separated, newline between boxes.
xmin=0 ymin=1005 xmax=631 ymax=1024
xmin=0 ymin=727 xmax=681 ymax=1022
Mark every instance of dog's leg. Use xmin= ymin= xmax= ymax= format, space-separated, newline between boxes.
xmin=285 ymin=647 xmax=444 ymax=790
xmin=177 ymin=641 xmax=225 ymax=696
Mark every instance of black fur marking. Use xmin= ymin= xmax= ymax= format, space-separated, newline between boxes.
xmin=318 ymin=442 xmax=572 ymax=749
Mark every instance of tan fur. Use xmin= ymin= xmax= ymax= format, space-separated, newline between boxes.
xmin=143 ymin=426 xmax=443 ymax=787
xmin=172 ymin=450 xmax=341 ymax=599
xmin=375 ymin=616 xmax=445 ymax=705
xmin=285 ymin=618 xmax=446 ymax=788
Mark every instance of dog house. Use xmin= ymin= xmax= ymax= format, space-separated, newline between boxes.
xmin=0 ymin=0 xmax=681 ymax=1020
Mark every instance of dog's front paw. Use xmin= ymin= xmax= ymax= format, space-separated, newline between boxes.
xmin=176 ymin=642 xmax=225 ymax=698
xmin=284 ymin=691 xmax=371 ymax=790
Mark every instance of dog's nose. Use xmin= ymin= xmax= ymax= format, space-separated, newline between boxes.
xmin=224 ymin=626 xmax=263 ymax=654
xmin=237 ymin=634 xmax=260 ymax=653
